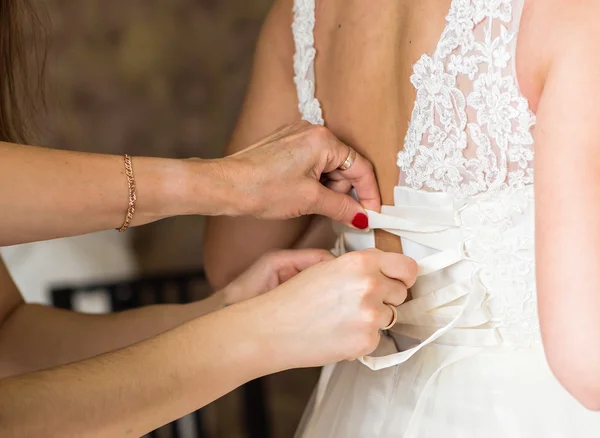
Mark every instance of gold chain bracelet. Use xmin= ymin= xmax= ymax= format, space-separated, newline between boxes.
xmin=116 ymin=154 xmax=137 ymax=232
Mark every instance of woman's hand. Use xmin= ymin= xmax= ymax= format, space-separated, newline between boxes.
xmin=208 ymin=121 xmax=381 ymax=229
xmin=219 ymin=249 xmax=335 ymax=305
xmin=229 ymin=248 xmax=418 ymax=371
xmin=0 ymin=122 xmax=376 ymax=245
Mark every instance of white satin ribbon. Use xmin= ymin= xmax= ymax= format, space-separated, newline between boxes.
xmin=341 ymin=188 xmax=494 ymax=371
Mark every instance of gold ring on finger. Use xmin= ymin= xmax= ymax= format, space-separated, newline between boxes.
xmin=382 ymin=303 xmax=398 ymax=330
xmin=338 ymin=147 xmax=357 ymax=171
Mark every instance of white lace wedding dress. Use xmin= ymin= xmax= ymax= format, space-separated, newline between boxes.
xmin=292 ymin=0 xmax=600 ymax=436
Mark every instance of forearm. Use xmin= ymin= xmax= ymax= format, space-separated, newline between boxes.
xmin=0 ymin=142 xmax=233 ymax=246
xmin=0 ymin=305 xmax=272 ymax=438
xmin=0 ymin=295 xmax=223 ymax=378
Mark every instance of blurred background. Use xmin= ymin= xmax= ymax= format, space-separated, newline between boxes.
xmin=0 ymin=0 xmax=320 ymax=436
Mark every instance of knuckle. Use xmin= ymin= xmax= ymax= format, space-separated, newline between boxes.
xmin=357 ymin=332 xmax=380 ymax=356
xmin=389 ymin=286 xmax=408 ymax=306
xmin=402 ymin=256 xmax=419 ymax=286
xmin=261 ymin=251 xmax=283 ymax=268
xmin=361 ymin=276 xmax=380 ymax=295
xmin=344 ymin=251 xmax=372 ymax=271
xmin=361 ymin=307 xmax=379 ymax=326
xmin=307 ymin=124 xmax=331 ymax=142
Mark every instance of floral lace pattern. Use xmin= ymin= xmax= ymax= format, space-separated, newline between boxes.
xmin=392 ymin=0 xmax=539 ymax=343
xmin=397 ymin=0 xmax=535 ymax=198
xmin=461 ymin=186 xmax=539 ymax=346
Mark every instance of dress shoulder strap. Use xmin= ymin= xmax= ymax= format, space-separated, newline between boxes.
xmin=292 ymin=0 xmax=324 ymax=125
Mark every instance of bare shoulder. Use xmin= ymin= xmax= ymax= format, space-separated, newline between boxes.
xmin=517 ymin=0 xmax=600 ymax=112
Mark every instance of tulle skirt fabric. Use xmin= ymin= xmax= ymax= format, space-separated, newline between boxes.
xmin=296 ymin=334 xmax=600 ymax=438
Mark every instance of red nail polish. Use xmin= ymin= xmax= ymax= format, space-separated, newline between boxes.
xmin=352 ymin=213 xmax=369 ymax=230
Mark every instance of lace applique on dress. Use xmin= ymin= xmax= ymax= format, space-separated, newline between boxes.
xmin=397 ymin=0 xmax=536 ymax=199
xmin=461 ymin=187 xmax=539 ymax=346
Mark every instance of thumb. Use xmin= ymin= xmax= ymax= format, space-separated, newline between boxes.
xmin=312 ymin=184 xmax=370 ymax=229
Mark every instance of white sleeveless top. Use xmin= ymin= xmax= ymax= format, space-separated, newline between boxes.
xmin=292 ymin=0 xmax=539 ymax=370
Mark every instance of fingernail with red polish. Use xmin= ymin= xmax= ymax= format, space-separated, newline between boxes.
xmin=352 ymin=213 xmax=369 ymax=230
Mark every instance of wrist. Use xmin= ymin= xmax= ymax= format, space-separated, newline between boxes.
xmin=238 ymin=292 xmax=297 ymax=374
xmin=179 ymin=158 xmax=253 ymax=217
xmin=127 ymin=157 xmax=190 ymax=225
xmin=208 ymin=301 xmax=285 ymax=380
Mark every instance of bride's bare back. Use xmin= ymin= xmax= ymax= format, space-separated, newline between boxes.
xmin=312 ymin=0 xmax=454 ymax=252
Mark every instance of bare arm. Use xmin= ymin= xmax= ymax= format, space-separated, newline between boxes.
xmin=0 ymin=302 xmax=270 ymax=438
xmin=0 ymin=257 xmax=223 ymax=378
xmin=535 ymin=7 xmax=600 ymax=410
xmin=1 ymin=127 xmax=377 ymax=248
xmin=0 ymin=246 xmax=362 ymax=378
xmin=204 ymin=0 xmax=328 ymax=289
xmin=0 ymin=142 xmax=264 ymax=246
xmin=0 ymin=247 xmax=417 ymax=437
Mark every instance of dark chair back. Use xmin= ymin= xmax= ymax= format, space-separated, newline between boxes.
xmin=50 ymin=270 xmax=270 ymax=438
